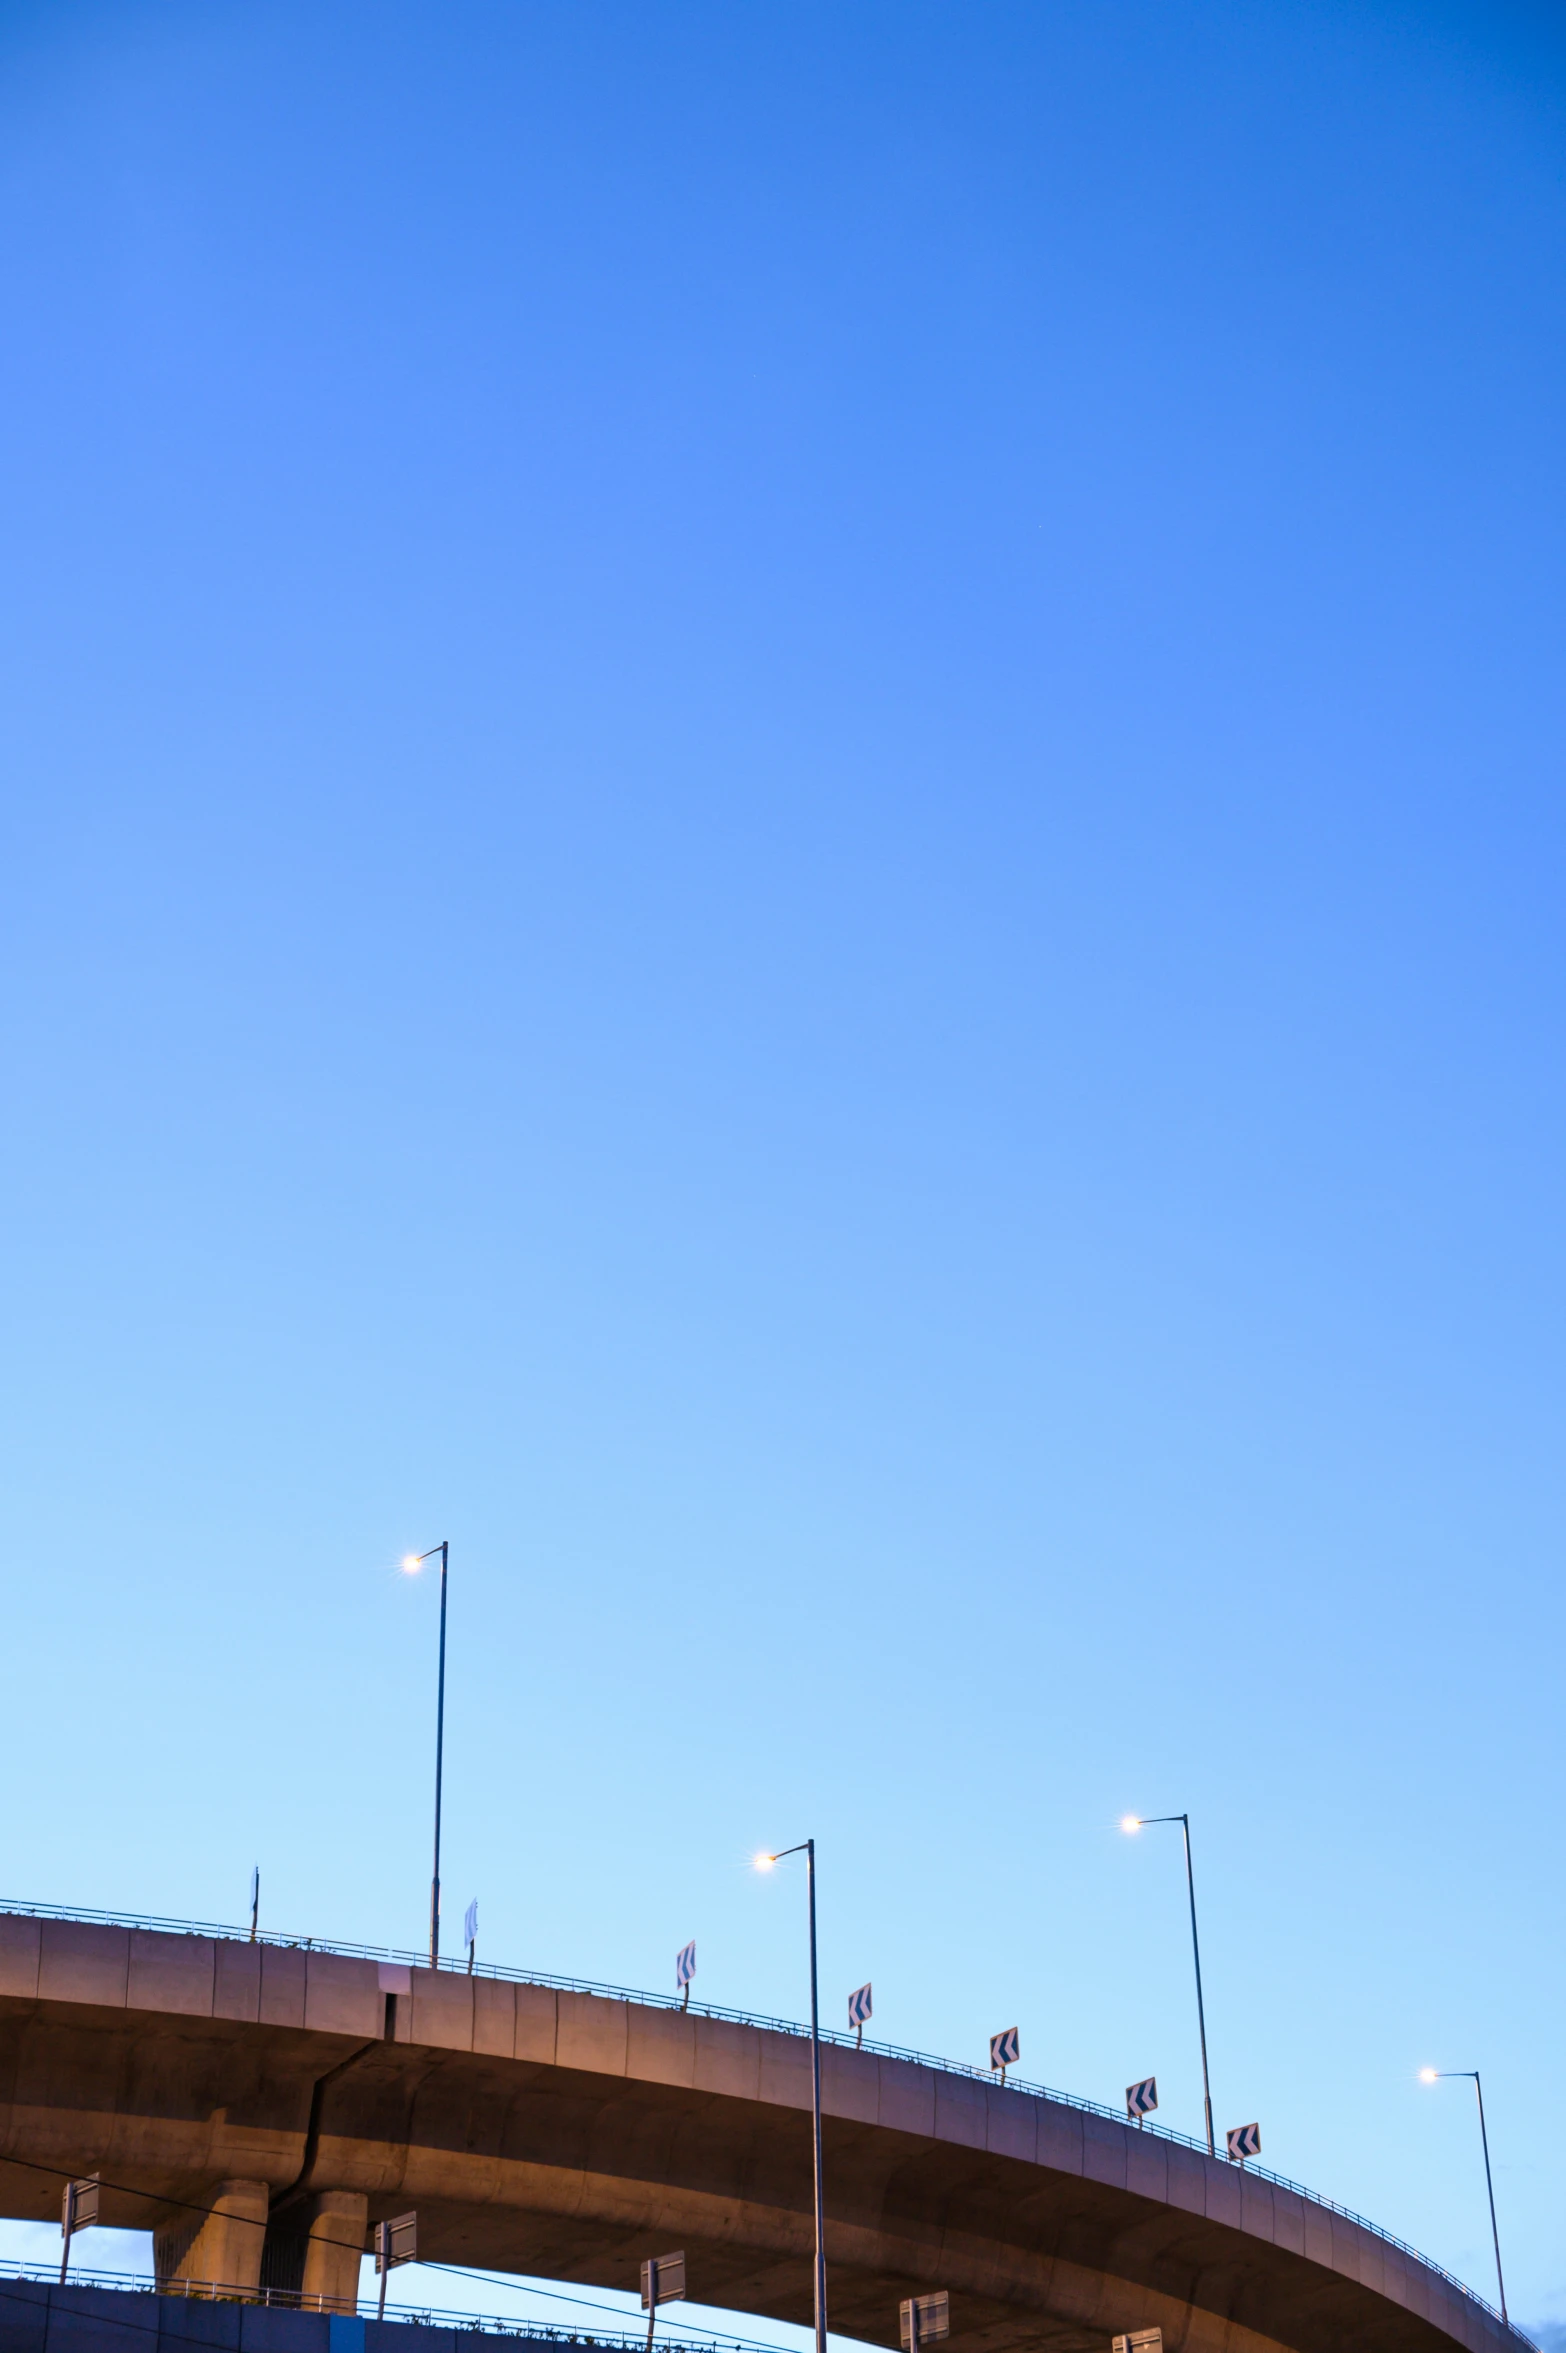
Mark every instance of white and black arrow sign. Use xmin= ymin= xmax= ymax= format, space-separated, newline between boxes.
xmin=1226 ymin=2122 xmax=1261 ymax=2163
xmin=1125 ymin=2076 xmax=1158 ymax=2122
xmin=989 ymin=2027 xmax=1020 ymax=2076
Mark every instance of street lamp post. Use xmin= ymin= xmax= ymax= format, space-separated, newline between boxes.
xmin=1419 ymin=2069 xmax=1508 ymax=2325
xmin=1121 ymin=1812 xmax=1215 ymax=2157
xmin=402 ymin=1542 xmax=450 ymax=1967
xmin=755 ymin=1841 xmax=827 ymax=2353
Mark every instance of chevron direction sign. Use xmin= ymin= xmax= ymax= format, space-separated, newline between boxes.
xmin=1112 ymin=2330 xmax=1163 ymax=2352
xmin=848 ymin=1982 xmax=873 ymax=2043
xmin=676 ymin=1941 xmax=696 ymax=1987
xmin=1125 ymin=2076 xmax=1158 ymax=2123
xmin=1226 ymin=2122 xmax=1261 ymax=2163
xmin=989 ymin=2026 xmax=1020 ymax=2078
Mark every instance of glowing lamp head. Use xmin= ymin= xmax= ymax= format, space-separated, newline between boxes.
xmin=1419 ymin=2068 xmax=1439 ymax=2083
xmin=401 ymin=1554 xmax=422 ymax=1573
xmin=1120 ymin=1815 xmax=1143 ymax=1834
xmin=753 ymin=1851 xmax=777 ymax=1872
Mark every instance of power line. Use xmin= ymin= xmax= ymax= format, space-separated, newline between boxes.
xmin=0 ymin=2270 xmax=809 ymax=2353
xmin=422 ymin=2266 xmax=803 ymax=2353
xmin=0 ymin=2151 xmax=267 ymax=2234
xmin=0 ymin=2159 xmax=803 ymax=2353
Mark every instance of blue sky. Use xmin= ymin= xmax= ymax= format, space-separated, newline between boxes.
xmin=1 ymin=0 xmax=1563 ymax=2339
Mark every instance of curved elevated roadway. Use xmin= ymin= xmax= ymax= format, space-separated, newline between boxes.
xmin=0 ymin=1912 xmax=1522 ymax=2353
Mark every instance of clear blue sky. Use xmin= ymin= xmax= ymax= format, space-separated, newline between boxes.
xmin=1 ymin=0 xmax=1563 ymax=2339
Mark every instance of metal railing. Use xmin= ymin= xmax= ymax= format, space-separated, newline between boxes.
xmin=0 ymin=1898 xmax=1534 ymax=2349
xmin=0 ymin=2258 xmax=783 ymax=2353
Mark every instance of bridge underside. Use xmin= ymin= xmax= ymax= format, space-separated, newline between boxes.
xmin=0 ymin=1996 xmax=1465 ymax=2353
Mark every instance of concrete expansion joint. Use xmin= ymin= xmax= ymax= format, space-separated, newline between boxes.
xmin=269 ymin=2040 xmax=380 ymax=2221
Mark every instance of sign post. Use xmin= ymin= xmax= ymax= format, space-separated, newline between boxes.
xmin=464 ymin=1899 xmax=479 ymax=1976
xmin=59 ymin=2176 xmax=99 ymax=2286
xmin=641 ymin=2249 xmax=687 ymax=2353
xmin=676 ymin=1942 xmax=696 ymax=2011
xmin=374 ymin=2210 xmax=417 ymax=2320
xmin=848 ymin=1983 xmax=872 ymax=2049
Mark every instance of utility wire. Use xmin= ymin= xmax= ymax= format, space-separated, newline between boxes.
xmin=0 ymin=2273 xmax=806 ymax=2353
xmin=422 ymin=2266 xmax=803 ymax=2353
xmin=0 ymin=2160 xmax=800 ymax=2353
xmin=0 ymin=2275 xmax=682 ymax=2349
xmin=0 ymin=2151 xmax=268 ymax=2234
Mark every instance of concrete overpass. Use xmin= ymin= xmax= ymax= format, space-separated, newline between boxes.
xmin=0 ymin=1910 xmax=1523 ymax=2353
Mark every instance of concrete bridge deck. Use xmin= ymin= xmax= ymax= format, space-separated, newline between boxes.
xmin=0 ymin=1912 xmax=1524 ymax=2353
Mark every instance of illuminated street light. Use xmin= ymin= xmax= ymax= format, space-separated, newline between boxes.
xmin=403 ymin=1542 xmax=450 ymax=1967
xmin=754 ymin=1841 xmax=826 ymax=2353
xmin=1121 ymin=1811 xmax=1215 ymax=2156
xmin=1420 ymin=2069 xmax=1508 ymax=2324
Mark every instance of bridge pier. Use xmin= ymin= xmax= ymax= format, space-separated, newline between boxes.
xmin=261 ymin=2189 xmax=369 ymax=2310
xmin=154 ymin=2177 xmax=269 ymax=2298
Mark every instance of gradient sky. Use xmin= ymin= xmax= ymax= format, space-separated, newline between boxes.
xmin=1 ymin=0 xmax=1563 ymax=2340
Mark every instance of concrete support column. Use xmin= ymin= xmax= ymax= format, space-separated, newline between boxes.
xmin=155 ymin=2178 xmax=270 ymax=2297
xmin=300 ymin=2190 xmax=369 ymax=2311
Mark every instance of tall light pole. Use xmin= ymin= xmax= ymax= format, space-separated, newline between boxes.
xmin=402 ymin=1542 xmax=449 ymax=1967
xmin=1121 ymin=1812 xmax=1215 ymax=2156
xmin=755 ymin=1841 xmax=826 ymax=2353
xmin=1419 ymin=2069 xmax=1508 ymax=2325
